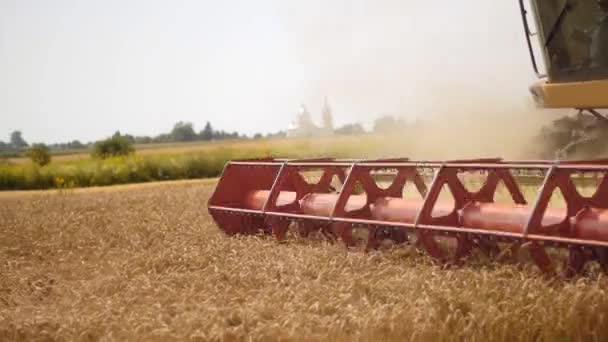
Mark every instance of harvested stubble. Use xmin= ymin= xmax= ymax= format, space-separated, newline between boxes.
xmin=1 ymin=180 xmax=608 ymax=341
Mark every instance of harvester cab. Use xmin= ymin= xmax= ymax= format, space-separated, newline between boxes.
xmin=208 ymin=3 xmax=608 ymax=278
xmin=523 ymin=0 xmax=608 ymax=108
xmin=521 ymin=0 xmax=608 ymax=157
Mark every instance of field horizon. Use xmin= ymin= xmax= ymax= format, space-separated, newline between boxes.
xmin=0 ymin=128 xmax=553 ymax=192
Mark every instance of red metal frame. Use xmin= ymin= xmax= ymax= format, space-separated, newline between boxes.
xmin=208 ymin=158 xmax=608 ymax=277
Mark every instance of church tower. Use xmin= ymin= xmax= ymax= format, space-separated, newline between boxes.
xmin=297 ymin=104 xmax=313 ymax=130
xmin=322 ymin=97 xmax=334 ymax=134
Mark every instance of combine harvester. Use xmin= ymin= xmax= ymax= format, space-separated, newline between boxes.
xmin=208 ymin=0 xmax=608 ymax=277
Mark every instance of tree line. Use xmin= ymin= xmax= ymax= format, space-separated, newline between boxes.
xmin=1 ymin=115 xmax=413 ymax=163
xmin=0 ymin=121 xmax=244 ymax=155
xmin=130 ymin=121 xmax=244 ymax=144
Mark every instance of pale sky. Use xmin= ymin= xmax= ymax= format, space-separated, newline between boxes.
xmin=0 ymin=0 xmax=547 ymax=143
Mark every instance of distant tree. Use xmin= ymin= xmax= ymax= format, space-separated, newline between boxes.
xmin=26 ymin=143 xmax=51 ymax=166
xmin=10 ymin=131 xmax=28 ymax=149
xmin=212 ymin=130 xmax=223 ymax=140
xmin=68 ymin=140 xmax=85 ymax=149
xmin=48 ymin=140 xmax=87 ymax=151
xmin=0 ymin=140 xmax=9 ymax=151
xmin=373 ymin=116 xmax=398 ymax=133
xmin=122 ymin=134 xmax=136 ymax=144
xmin=212 ymin=130 xmax=243 ymax=140
xmin=171 ymin=122 xmax=197 ymax=142
xmin=135 ymin=136 xmax=153 ymax=144
xmin=253 ymin=133 xmax=263 ymax=139
xmin=335 ymin=123 xmax=365 ymax=135
xmin=153 ymin=133 xmax=173 ymax=143
xmin=373 ymin=115 xmax=411 ymax=134
xmin=200 ymin=121 xmax=214 ymax=141
xmin=266 ymin=131 xmax=287 ymax=139
xmin=92 ymin=135 xmax=134 ymax=159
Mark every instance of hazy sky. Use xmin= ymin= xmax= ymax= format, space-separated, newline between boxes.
xmin=0 ymin=0 xmax=545 ymax=143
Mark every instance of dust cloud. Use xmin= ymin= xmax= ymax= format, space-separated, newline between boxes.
xmin=363 ymin=102 xmax=561 ymax=161
xmin=279 ymin=0 xmax=563 ymax=160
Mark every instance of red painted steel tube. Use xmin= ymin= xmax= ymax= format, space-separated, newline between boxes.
xmin=370 ymin=197 xmax=453 ymax=223
xmin=300 ymin=193 xmax=367 ymax=216
xmin=572 ymin=208 xmax=608 ymax=241
xmin=244 ymin=190 xmax=296 ymax=210
xmin=299 ymin=194 xmax=454 ymax=223
xmin=242 ymin=184 xmax=608 ymax=242
xmin=460 ymin=202 xmax=565 ymax=234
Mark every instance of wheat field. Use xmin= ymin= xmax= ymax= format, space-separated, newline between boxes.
xmin=2 ymin=180 xmax=608 ymax=341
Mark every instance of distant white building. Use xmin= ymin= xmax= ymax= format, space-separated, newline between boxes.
xmin=287 ymin=98 xmax=334 ymax=138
